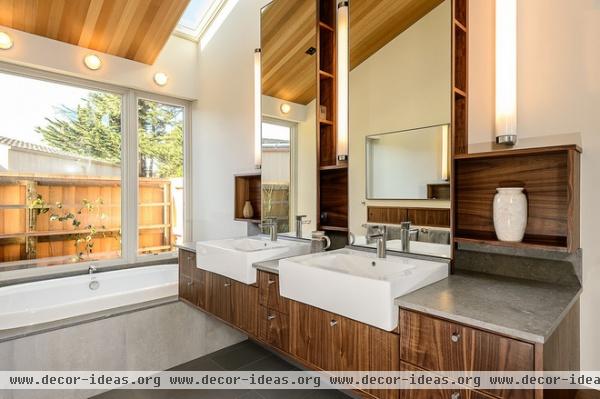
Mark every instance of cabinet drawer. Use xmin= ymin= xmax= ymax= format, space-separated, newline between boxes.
xmin=258 ymin=271 xmax=289 ymax=314
xmin=259 ymin=306 xmax=289 ymax=352
xmin=232 ymin=281 xmax=259 ymax=336
xmin=400 ymin=309 xmax=534 ymax=372
xmin=400 ymin=361 xmax=498 ymax=399
xmin=399 ymin=310 xmax=534 ymax=399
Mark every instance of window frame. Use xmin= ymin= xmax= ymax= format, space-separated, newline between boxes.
xmin=0 ymin=62 xmax=192 ymax=278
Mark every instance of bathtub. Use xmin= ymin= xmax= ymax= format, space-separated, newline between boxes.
xmin=0 ymin=264 xmax=178 ymax=331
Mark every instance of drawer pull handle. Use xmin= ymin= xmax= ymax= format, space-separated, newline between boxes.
xmin=451 ymin=392 xmax=461 ymax=399
xmin=267 ymin=315 xmax=276 ymax=321
xmin=330 ymin=320 xmax=338 ymax=327
xmin=187 ymin=281 xmax=194 ymax=286
xmin=267 ymin=279 xmax=276 ymax=285
xmin=188 ymin=256 xmax=193 ymax=262
xmin=451 ymin=333 xmax=461 ymax=343
xmin=224 ymin=282 xmax=231 ymax=287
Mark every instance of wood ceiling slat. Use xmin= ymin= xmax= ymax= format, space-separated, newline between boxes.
xmin=1 ymin=0 xmax=189 ymax=64
xmin=78 ymin=0 xmax=105 ymax=49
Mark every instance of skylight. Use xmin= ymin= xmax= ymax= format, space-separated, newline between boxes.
xmin=175 ymin=0 xmax=227 ymax=41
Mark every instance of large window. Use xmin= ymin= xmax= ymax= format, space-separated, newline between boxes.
xmin=0 ymin=69 xmax=188 ymax=271
xmin=137 ymin=99 xmax=184 ymax=255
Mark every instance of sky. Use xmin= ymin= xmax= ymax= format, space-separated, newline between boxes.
xmin=0 ymin=72 xmax=93 ymax=146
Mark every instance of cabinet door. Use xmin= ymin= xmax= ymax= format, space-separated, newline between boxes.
xmin=289 ymin=301 xmax=330 ymax=369
xmin=329 ymin=314 xmax=369 ymax=371
xmin=369 ymin=327 xmax=400 ymax=399
xmin=206 ymin=272 xmax=233 ymax=323
xmin=231 ymin=281 xmax=259 ymax=336
xmin=258 ymin=271 xmax=289 ymax=314
xmin=178 ymin=250 xmax=195 ymax=303
xmin=192 ymin=268 xmax=208 ymax=310
xmin=259 ymin=307 xmax=290 ymax=352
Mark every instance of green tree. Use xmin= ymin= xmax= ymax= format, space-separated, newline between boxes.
xmin=35 ymin=93 xmax=183 ymax=177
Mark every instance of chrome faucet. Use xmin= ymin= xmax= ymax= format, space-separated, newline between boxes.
xmin=261 ymin=218 xmax=279 ymax=241
xmin=88 ymin=264 xmax=97 ymax=275
xmin=295 ymin=215 xmax=310 ymax=239
xmin=400 ymin=221 xmax=418 ymax=253
xmin=367 ymin=225 xmax=387 ymax=258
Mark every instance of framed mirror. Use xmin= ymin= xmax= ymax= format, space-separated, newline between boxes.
xmin=348 ymin=0 xmax=452 ymax=258
xmin=260 ymin=0 xmax=317 ymax=239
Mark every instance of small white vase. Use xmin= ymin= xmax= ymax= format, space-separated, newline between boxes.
xmin=242 ymin=201 xmax=254 ymax=219
xmin=493 ymin=187 xmax=528 ymax=242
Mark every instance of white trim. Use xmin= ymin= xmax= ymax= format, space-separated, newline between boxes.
xmin=173 ymin=0 xmax=229 ymax=42
xmin=0 ymin=63 xmax=192 ymax=278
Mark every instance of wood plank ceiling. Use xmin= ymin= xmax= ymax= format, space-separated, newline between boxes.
xmin=260 ymin=0 xmax=444 ymax=105
xmin=261 ymin=0 xmax=317 ymax=106
xmin=349 ymin=0 xmax=444 ymax=70
xmin=0 ymin=0 xmax=190 ymax=64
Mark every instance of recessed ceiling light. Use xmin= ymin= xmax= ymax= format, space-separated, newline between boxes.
xmin=153 ymin=72 xmax=169 ymax=86
xmin=84 ymin=54 xmax=102 ymax=70
xmin=280 ymin=103 xmax=291 ymax=114
xmin=0 ymin=32 xmax=13 ymax=50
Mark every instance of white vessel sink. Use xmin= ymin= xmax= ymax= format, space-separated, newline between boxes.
xmin=279 ymin=249 xmax=448 ymax=331
xmin=196 ymin=236 xmax=310 ymax=284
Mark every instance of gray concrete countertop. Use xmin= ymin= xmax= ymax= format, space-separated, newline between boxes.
xmin=253 ymin=259 xmax=281 ymax=274
xmin=395 ymin=271 xmax=581 ymax=344
xmin=177 ymin=242 xmax=197 ymax=253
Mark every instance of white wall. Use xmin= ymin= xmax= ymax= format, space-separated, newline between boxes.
xmin=349 ymin=0 xmax=451 ymax=234
xmin=0 ymin=26 xmax=198 ymax=100
xmin=468 ymin=0 xmax=600 ymax=370
xmin=295 ymin=99 xmax=318 ymax=236
xmin=192 ymin=0 xmax=270 ymax=241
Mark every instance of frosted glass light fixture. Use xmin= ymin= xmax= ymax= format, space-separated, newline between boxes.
xmin=84 ymin=54 xmax=102 ymax=70
xmin=0 ymin=31 xmax=13 ymax=50
xmin=336 ymin=1 xmax=349 ymax=161
xmin=254 ymin=48 xmax=262 ymax=169
xmin=441 ymin=125 xmax=449 ymax=181
xmin=495 ymin=0 xmax=517 ymax=146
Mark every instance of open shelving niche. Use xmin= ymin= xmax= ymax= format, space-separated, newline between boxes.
xmin=234 ymin=172 xmax=262 ymax=224
xmin=316 ymin=0 xmax=348 ymax=248
xmin=453 ymin=145 xmax=581 ymax=253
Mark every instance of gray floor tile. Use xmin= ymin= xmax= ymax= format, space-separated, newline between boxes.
xmin=253 ymin=389 xmax=312 ymax=399
xmin=210 ymin=342 xmax=271 ymax=371
xmin=239 ymin=355 xmax=298 ymax=371
xmin=171 ymin=356 xmax=224 ymax=371
xmin=306 ymin=389 xmax=352 ymax=399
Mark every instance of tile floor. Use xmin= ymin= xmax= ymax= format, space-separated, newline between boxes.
xmin=92 ymin=340 xmax=351 ymax=399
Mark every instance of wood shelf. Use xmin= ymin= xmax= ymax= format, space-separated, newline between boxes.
xmin=234 ymin=218 xmax=261 ymax=224
xmin=319 ymin=21 xmax=334 ymax=32
xmin=454 ymin=145 xmax=581 ymax=253
xmin=319 ymin=164 xmax=348 ymax=171
xmin=453 ymin=87 xmax=467 ymax=98
xmin=454 ymin=234 xmax=569 ymax=253
xmin=320 ymin=225 xmax=349 ymax=232
xmin=454 ymin=19 xmax=467 ymax=32
xmin=319 ymin=70 xmax=334 ymax=79
xmin=319 ymin=119 xmax=333 ymax=126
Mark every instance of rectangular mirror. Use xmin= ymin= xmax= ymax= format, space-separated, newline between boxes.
xmin=349 ymin=0 xmax=452 ymax=258
xmin=260 ymin=0 xmax=317 ymax=239
xmin=366 ymin=124 xmax=450 ymax=200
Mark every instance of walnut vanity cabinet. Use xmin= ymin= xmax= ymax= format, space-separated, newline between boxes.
xmin=178 ymin=249 xmax=207 ymax=310
xmin=258 ymin=271 xmax=290 ymax=351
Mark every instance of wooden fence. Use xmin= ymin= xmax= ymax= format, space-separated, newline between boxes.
xmin=0 ymin=173 xmax=176 ymax=265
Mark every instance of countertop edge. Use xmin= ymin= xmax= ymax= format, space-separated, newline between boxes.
xmin=396 ymin=286 xmax=582 ymax=344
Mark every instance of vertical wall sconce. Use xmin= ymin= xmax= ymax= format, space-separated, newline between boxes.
xmin=441 ymin=125 xmax=449 ymax=181
xmin=254 ymin=48 xmax=262 ymax=169
xmin=495 ymin=0 xmax=517 ymax=146
xmin=336 ymin=1 xmax=349 ymax=161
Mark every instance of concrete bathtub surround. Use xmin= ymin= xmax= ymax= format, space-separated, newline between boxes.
xmin=0 ymin=301 xmax=246 ymax=399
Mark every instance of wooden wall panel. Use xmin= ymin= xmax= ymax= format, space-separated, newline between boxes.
xmin=367 ymin=206 xmax=450 ymax=228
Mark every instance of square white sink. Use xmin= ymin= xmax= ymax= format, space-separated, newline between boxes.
xmin=196 ymin=236 xmax=310 ymax=284
xmin=279 ymin=249 xmax=449 ymax=331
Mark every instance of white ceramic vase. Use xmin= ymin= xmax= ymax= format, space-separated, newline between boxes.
xmin=242 ymin=201 xmax=254 ymax=219
xmin=493 ymin=187 xmax=527 ymax=242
